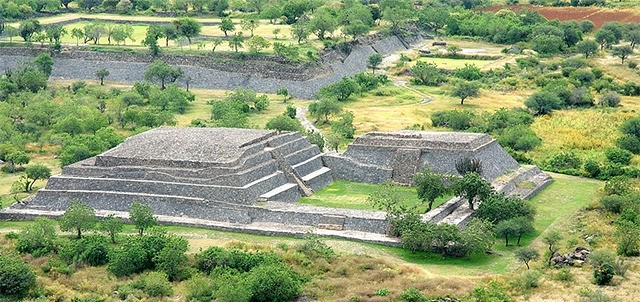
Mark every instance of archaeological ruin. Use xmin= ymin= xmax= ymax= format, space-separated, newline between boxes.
xmin=1 ymin=127 xmax=552 ymax=244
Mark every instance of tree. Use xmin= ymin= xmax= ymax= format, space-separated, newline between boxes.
xmin=71 ymin=27 xmax=84 ymax=46
xmin=475 ymin=194 xmax=535 ymax=224
xmin=612 ymin=45 xmax=633 ymax=64
xmin=0 ymin=254 xmax=36 ymax=298
xmin=515 ymin=247 xmax=539 ymax=270
xmin=543 ymin=230 xmax=561 ymax=264
xmin=129 ymin=202 xmax=157 ymax=236
xmin=162 ymin=24 xmax=179 ymax=47
xmin=17 ymin=218 xmax=58 ymax=255
xmin=24 ymin=164 xmax=51 ymax=191
xmin=61 ymin=0 xmax=74 ymax=9
xmin=626 ymin=29 xmax=640 ymax=49
xmin=96 ymin=68 xmax=109 ymax=85
xmin=277 ymin=87 xmax=290 ymax=102
xmin=367 ymin=53 xmax=383 ymax=74
xmin=241 ymin=16 xmax=260 ymax=37
xmin=99 ymin=214 xmax=124 ymax=243
xmin=318 ymin=77 xmax=359 ymax=102
xmin=450 ymin=80 xmax=480 ymax=105
xmin=451 ymin=172 xmax=492 ymax=210
xmin=272 ymin=28 xmax=281 ymax=39
xmin=18 ymin=19 xmax=41 ymax=41
xmin=266 ymin=115 xmax=302 ymax=132
xmin=595 ymin=29 xmax=617 ymax=50
xmin=291 ymin=20 xmax=310 ymax=44
xmin=219 ymin=17 xmax=235 ymax=37
xmin=453 ymin=64 xmax=482 ymax=81
xmin=525 ymin=91 xmax=563 ymax=115
xmin=495 ymin=218 xmax=518 ymax=247
xmin=211 ymin=38 xmax=223 ymax=53
xmin=576 ymin=39 xmax=598 ymax=58
xmin=143 ymin=25 xmax=164 ymax=56
xmin=411 ymin=61 xmax=445 ymax=86
xmin=309 ymin=8 xmax=337 ymax=40
xmin=418 ymin=6 xmax=450 ymax=34
xmin=176 ymin=18 xmax=202 ymax=44
xmin=308 ymin=98 xmax=342 ymax=124
xmin=45 ymin=25 xmax=66 ymax=44
xmin=531 ymin=34 xmax=565 ymax=54
xmin=414 ymin=167 xmax=450 ymax=212
xmin=447 ymin=45 xmax=462 ymax=57
xmin=222 ymin=31 xmax=244 ymax=53
xmin=381 ymin=0 xmax=413 ymax=34
xmin=154 ymin=236 xmax=189 ymax=281
xmin=512 ymin=216 xmax=535 ymax=246
xmin=5 ymin=26 xmax=19 ymax=42
xmin=246 ymin=35 xmax=271 ymax=53
xmin=5 ymin=152 xmax=29 ymax=173
xmin=144 ymin=60 xmax=181 ymax=89
xmin=59 ymin=200 xmax=97 ymax=239
xmin=325 ymin=131 xmax=343 ymax=152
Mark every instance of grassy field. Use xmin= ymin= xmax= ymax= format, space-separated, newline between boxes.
xmin=298 ymin=180 xmax=450 ymax=212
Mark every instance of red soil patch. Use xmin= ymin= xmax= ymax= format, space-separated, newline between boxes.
xmin=479 ymin=5 xmax=640 ymax=28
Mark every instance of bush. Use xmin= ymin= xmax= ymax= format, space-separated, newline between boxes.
xmin=593 ymin=263 xmax=615 ymax=285
xmin=600 ymin=194 xmax=628 ymax=214
xmin=195 ymin=247 xmax=279 ymax=274
xmin=60 ymin=234 xmax=110 ymax=266
xmin=629 ymin=61 xmax=638 ymax=69
xmin=247 ymin=264 xmax=303 ymax=302
xmin=134 ymin=272 xmax=173 ymax=297
xmin=616 ymin=134 xmax=640 ymax=154
xmin=17 ymin=218 xmax=58 ymax=257
xmin=431 ymin=110 xmax=475 ymax=131
xmin=497 ymin=125 xmax=541 ymax=152
xmin=547 ymin=152 xmax=582 ymax=171
xmin=296 ymin=234 xmax=335 ymax=260
xmin=605 ymin=148 xmax=633 ymax=165
xmin=583 ymin=159 xmax=602 ymax=178
xmin=185 ymin=274 xmax=215 ymax=302
xmin=472 ymin=281 xmax=512 ymax=302
xmin=0 ymin=253 xmax=37 ymax=298
xmin=400 ymin=288 xmax=426 ymax=302
xmin=108 ymin=236 xmax=149 ymax=277
xmin=604 ymin=176 xmax=632 ymax=196
xmin=266 ymin=115 xmax=302 ymax=132
xmin=554 ymin=267 xmax=573 ymax=282
xmin=525 ymin=91 xmax=563 ymax=115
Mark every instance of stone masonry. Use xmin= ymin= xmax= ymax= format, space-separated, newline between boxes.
xmin=2 ymin=128 xmax=552 ymax=244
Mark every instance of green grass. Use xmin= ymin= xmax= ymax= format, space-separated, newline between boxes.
xmin=298 ymin=180 xmax=450 ymax=212
xmin=417 ymin=57 xmax=496 ymax=70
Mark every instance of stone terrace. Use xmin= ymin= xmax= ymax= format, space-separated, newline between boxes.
xmin=2 ymin=128 xmax=552 ymax=244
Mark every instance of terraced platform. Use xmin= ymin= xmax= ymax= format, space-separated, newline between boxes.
xmin=2 ymin=128 xmax=552 ymax=244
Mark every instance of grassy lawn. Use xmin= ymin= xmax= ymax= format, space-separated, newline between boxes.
xmin=298 ymin=180 xmax=450 ymax=212
xmin=417 ymin=57 xmax=496 ymax=70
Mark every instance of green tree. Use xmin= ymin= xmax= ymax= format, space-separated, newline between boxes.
xmin=71 ymin=27 xmax=84 ymax=45
xmin=144 ymin=60 xmax=181 ymax=89
xmin=142 ymin=25 xmax=165 ymax=56
xmin=475 ymin=194 xmax=535 ymax=224
xmin=211 ymin=37 xmax=224 ymax=53
xmin=95 ymin=68 xmax=109 ymax=85
xmin=59 ymin=200 xmax=97 ymax=239
xmin=229 ymin=32 xmax=245 ymax=52
xmin=241 ymin=16 xmax=260 ymax=37
xmin=154 ymin=236 xmax=189 ymax=281
xmin=595 ymin=29 xmax=617 ymax=50
xmin=291 ymin=20 xmax=310 ymax=44
xmin=277 ymin=87 xmax=290 ymax=102
xmin=612 ymin=45 xmax=633 ymax=64
xmin=453 ymin=64 xmax=482 ymax=81
xmin=414 ymin=167 xmax=450 ymax=212
xmin=17 ymin=218 xmax=57 ymax=256
xmin=4 ymin=151 xmax=29 ymax=173
xmin=18 ymin=19 xmax=41 ymax=41
xmin=45 ymin=25 xmax=66 ymax=44
xmin=176 ymin=17 xmax=202 ymax=44
xmin=626 ymin=29 xmax=640 ymax=49
xmin=162 ymin=24 xmax=179 ymax=47
xmin=543 ymin=230 xmax=562 ymax=264
xmin=130 ymin=202 xmax=157 ymax=236
xmin=515 ymin=247 xmax=539 ymax=269
xmin=219 ymin=17 xmax=235 ymax=37
xmin=308 ymin=98 xmax=342 ymax=124
xmin=246 ymin=35 xmax=271 ymax=53
xmin=325 ymin=131 xmax=343 ymax=152
xmin=266 ymin=115 xmax=302 ymax=132
xmin=576 ymin=39 xmax=598 ymax=58
xmin=99 ymin=214 xmax=124 ymax=243
xmin=411 ymin=61 xmax=445 ymax=86
xmin=367 ymin=53 xmax=383 ymax=74
xmin=24 ymin=164 xmax=51 ymax=191
xmin=331 ymin=111 xmax=356 ymax=139
xmin=0 ymin=253 xmax=36 ymax=298
xmin=33 ymin=53 xmax=54 ymax=77
xmin=381 ymin=0 xmax=413 ymax=34
xmin=450 ymin=80 xmax=480 ymax=105
xmin=525 ymin=91 xmax=563 ymax=115
xmin=531 ymin=34 xmax=565 ymax=54
xmin=318 ymin=77 xmax=359 ymax=102
xmin=451 ymin=172 xmax=492 ymax=210
xmin=417 ymin=6 xmax=450 ymax=34
xmin=309 ymin=8 xmax=338 ymax=40
xmin=495 ymin=218 xmax=518 ymax=247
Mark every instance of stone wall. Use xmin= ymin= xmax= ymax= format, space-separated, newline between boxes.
xmin=322 ymin=154 xmax=392 ymax=184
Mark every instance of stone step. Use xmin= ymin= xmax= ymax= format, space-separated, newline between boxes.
xmin=266 ymin=132 xmax=302 ymax=147
xmin=272 ymin=137 xmax=310 ymax=156
xmin=422 ymin=196 xmax=465 ymax=223
xmin=302 ymin=167 xmax=333 ymax=192
xmin=508 ymin=171 xmax=553 ymax=199
xmin=439 ymin=200 xmax=475 ymax=226
xmin=258 ymin=183 xmax=301 ymax=203
xmin=284 ymin=145 xmax=321 ymax=166
xmin=292 ymin=154 xmax=324 ymax=177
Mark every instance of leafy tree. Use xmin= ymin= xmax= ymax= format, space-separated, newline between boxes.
xmin=241 ymin=16 xmax=260 ymax=37
xmin=531 ymin=34 xmax=565 ymax=54
xmin=266 ymin=115 xmax=302 ymax=132
xmin=219 ymin=17 xmax=235 ymax=37
xmin=325 ymin=131 xmax=343 ymax=152
xmin=525 ymin=91 xmax=563 ymax=115
xmin=162 ymin=24 xmax=179 ymax=47
xmin=367 ymin=53 xmax=383 ymax=74
xmin=308 ymin=98 xmax=342 ymax=124
xmin=24 ymin=164 xmax=51 ymax=191
xmin=247 ymin=264 xmax=303 ymax=302
xmin=176 ymin=17 xmax=202 ymax=44
xmin=495 ymin=218 xmax=518 ymax=247
xmin=515 ymin=247 xmax=539 ymax=269
xmin=417 ymin=6 xmax=450 ymax=34
xmin=45 ymin=25 xmax=66 ymax=44
xmin=381 ymin=0 xmax=413 ymax=34
xmin=318 ymin=77 xmax=359 ymax=102
xmin=211 ymin=37 xmax=224 ymax=53
xmin=612 ymin=45 xmax=633 ymax=64
xmin=17 ymin=218 xmax=57 ymax=256
xmin=5 ymin=26 xmax=19 ymax=42
xmin=129 ymin=202 xmax=157 ymax=236
xmin=144 ymin=60 xmax=182 ymax=89
xmin=273 ymin=42 xmax=299 ymax=61
xmin=595 ymin=29 xmax=617 ymax=50
xmin=497 ymin=125 xmax=542 ymax=152
xmin=95 ymin=68 xmax=109 ymax=85
xmin=543 ymin=230 xmax=562 ymax=264
xmin=4 ymin=151 xmax=29 ymax=173
xmin=99 ymin=214 xmax=124 ymax=243
xmin=450 ymin=80 xmax=480 ymax=105
xmin=71 ymin=27 xmax=84 ymax=45
xmin=331 ymin=111 xmax=356 ymax=139
xmin=246 ymin=35 xmax=271 ymax=53
xmin=229 ymin=32 xmax=245 ymax=52
xmin=59 ymin=200 xmax=97 ymax=239
xmin=451 ymin=172 xmax=492 ymax=210
xmin=576 ymin=39 xmax=598 ymax=58
xmin=142 ymin=25 xmax=164 ymax=56
xmin=0 ymin=253 xmax=36 ymax=298
xmin=18 ymin=19 xmax=41 ymax=41
xmin=512 ymin=216 xmax=535 ymax=246
xmin=291 ymin=20 xmax=310 ymax=44
xmin=626 ymin=29 xmax=640 ymax=49
xmin=411 ymin=61 xmax=445 ymax=86
xmin=309 ymin=8 xmax=337 ymax=40
xmin=154 ymin=236 xmax=189 ymax=281
xmin=343 ymin=20 xmax=370 ymax=41
xmin=414 ymin=167 xmax=450 ymax=212
xmin=453 ymin=64 xmax=482 ymax=81
xmin=475 ymin=194 xmax=535 ymax=224
xmin=277 ymin=87 xmax=290 ymax=102
xmin=368 ymin=182 xmax=406 ymax=218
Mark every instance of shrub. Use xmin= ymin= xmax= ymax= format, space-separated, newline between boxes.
xmin=600 ymin=194 xmax=628 ymax=214
xmin=185 ymin=274 xmax=215 ymax=302
xmin=400 ymin=288 xmax=426 ymax=302
xmin=134 ymin=272 xmax=173 ymax=297
xmin=497 ymin=125 xmax=541 ymax=152
xmin=605 ymin=148 xmax=633 ymax=165
xmin=247 ymin=264 xmax=303 ymax=302
xmin=305 ymin=130 xmax=325 ymax=151
xmin=17 ymin=218 xmax=58 ymax=257
xmin=554 ymin=267 xmax=573 ymax=282
xmin=593 ymin=263 xmax=615 ymax=285
xmin=431 ymin=110 xmax=474 ymax=131
xmin=547 ymin=152 xmax=582 ymax=171
xmin=472 ymin=281 xmax=512 ymax=302
xmin=583 ymin=160 xmax=602 ymax=178
xmin=604 ymin=176 xmax=632 ymax=196
xmin=195 ymin=247 xmax=279 ymax=274
xmin=108 ymin=236 xmax=149 ymax=277
xmin=525 ymin=91 xmax=563 ymax=115
xmin=266 ymin=115 xmax=302 ymax=132
xmin=590 ymin=250 xmax=618 ymax=285
xmin=63 ymin=234 xmax=110 ymax=266
xmin=0 ymin=253 xmax=37 ymax=298
xmin=296 ymin=234 xmax=335 ymax=260
xmin=629 ymin=61 xmax=638 ymax=69
xmin=616 ymin=134 xmax=640 ymax=154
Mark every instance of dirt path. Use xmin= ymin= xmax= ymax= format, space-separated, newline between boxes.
xmin=296 ymin=106 xmax=322 ymax=135
xmin=394 ymin=80 xmax=435 ymax=104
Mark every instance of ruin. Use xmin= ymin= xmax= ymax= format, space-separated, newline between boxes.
xmin=1 ymin=127 xmax=552 ymax=244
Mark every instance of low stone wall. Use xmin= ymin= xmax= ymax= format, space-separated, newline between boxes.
xmin=322 ymin=154 xmax=392 ymax=184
